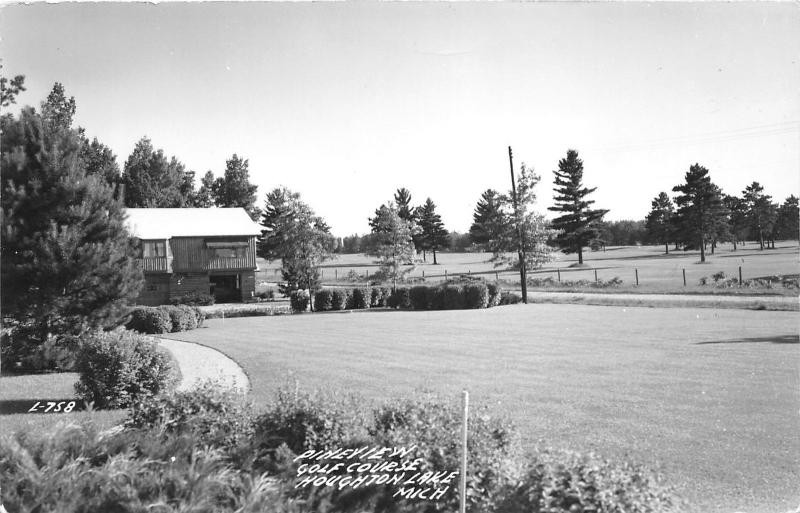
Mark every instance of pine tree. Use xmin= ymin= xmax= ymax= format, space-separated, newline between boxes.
xmin=645 ymin=192 xmax=675 ymax=254
xmin=469 ymin=189 xmax=504 ymax=248
xmin=775 ymin=195 xmax=799 ymax=241
xmin=723 ymin=194 xmax=748 ymax=251
xmin=212 ymin=154 xmax=260 ymax=221
xmin=1 ymin=107 xmax=143 ymax=349
xmin=416 ymin=198 xmax=449 ymax=265
xmin=742 ymin=182 xmax=773 ymax=250
xmin=394 ymin=188 xmax=414 ymax=223
xmin=672 ymin=164 xmax=727 ymax=263
xmin=122 ymin=137 xmax=195 ymax=207
xmin=194 ymin=170 xmax=216 ymax=208
xmin=258 ymin=187 xmax=334 ymax=300
xmin=548 ymin=150 xmax=609 ymax=264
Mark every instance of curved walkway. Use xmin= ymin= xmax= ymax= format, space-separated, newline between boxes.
xmin=159 ymin=338 xmax=249 ymax=393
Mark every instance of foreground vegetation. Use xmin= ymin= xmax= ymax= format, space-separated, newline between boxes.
xmin=0 ymin=382 xmax=681 ymax=513
xmin=166 ymin=305 xmax=800 ymax=513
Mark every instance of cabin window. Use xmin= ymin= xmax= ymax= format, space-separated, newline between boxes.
xmin=143 ymin=241 xmax=166 ymax=258
xmin=206 ymin=240 xmax=248 ymax=259
xmin=211 ymin=247 xmax=246 ymax=259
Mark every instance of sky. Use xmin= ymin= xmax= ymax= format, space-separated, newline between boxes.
xmin=1 ymin=2 xmax=798 ymax=237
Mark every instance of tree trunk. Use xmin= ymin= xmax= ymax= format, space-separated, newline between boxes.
xmin=733 ymin=238 xmax=737 ymax=251
xmin=759 ymin=230 xmax=764 ymax=250
xmin=578 ymin=246 xmax=584 ymax=265
xmin=432 ymin=250 xmax=438 ymax=265
xmin=664 ymin=242 xmax=669 ymax=255
xmin=711 ymin=240 xmax=716 ymax=255
xmin=699 ymin=237 xmax=706 ymax=263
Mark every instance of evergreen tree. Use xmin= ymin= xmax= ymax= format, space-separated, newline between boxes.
xmin=258 ymin=188 xmax=334 ymax=301
xmin=194 ymin=170 xmax=216 ymax=208
xmin=548 ymin=149 xmax=609 ymax=264
xmin=672 ymin=164 xmax=727 ymax=263
xmin=742 ymin=182 xmax=773 ymax=250
xmin=775 ymin=195 xmax=799 ymax=241
xmin=0 ymin=64 xmax=26 ymax=107
xmin=122 ymin=137 xmax=195 ymax=207
xmin=723 ymin=194 xmax=748 ymax=250
xmin=41 ymin=82 xmax=76 ymax=131
xmin=416 ymin=198 xmax=449 ymax=265
xmin=645 ymin=192 xmax=675 ymax=254
xmin=1 ymin=106 xmax=143 ymax=349
xmin=469 ymin=189 xmax=504 ymax=248
xmin=394 ymin=188 xmax=414 ymax=223
xmin=80 ymin=137 xmax=121 ymax=192
xmin=368 ymin=203 xmax=416 ymax=288
xmin=212 ymin=154 xmax=260 ymax=221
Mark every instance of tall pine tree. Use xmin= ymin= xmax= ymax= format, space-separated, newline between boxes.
xmin=122 ymin=137 xmax=195 ymax=208
xmin=548 ymin=150 xmax=608 ymax=264
xmin=645 ymin=192 xmax=675 ymax=254
xmin=1 ymin=106 xmax=143 ymax=353
xmin=469 ymin=189 xmax=504 ymax=248
xmin=742 ymin=182 xmax=773 ymax=250
xmin=416 ymin=198 xmax=449 ymax=265
xmin=212 ymin=154 xmax=260 ymax=221
xmin=672 ymin=164 xmax=726 ymax=263
xmin=775 ymin=195 xmax=799 ymax=241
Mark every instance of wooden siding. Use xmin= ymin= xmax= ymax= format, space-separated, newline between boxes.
xmin=170 ymin=272 xmax=210 ymax=299
xmin=141 ymin=257 xmax=168 ymax=273
xmin=170 ymin=237 xmax=257 ymax=272
xmin=136 ymin=275 xmax=170 ymax=306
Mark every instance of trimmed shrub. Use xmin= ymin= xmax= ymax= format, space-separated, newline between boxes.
xmin=369 ymin=287 xmax=383 ymax=307
xmin=387 ymin=287 xmax=411 ymax=309
xmin=74 ymin=329 xmax=178 ymax=409
xmin=192 ymin=306 xmax=206 ymax=327
xmin=126 ymin=306 xmax=171 ymax=334
xmin=331 ymin=288 xmax=350 ymax=310
xmin=464 ymin=282 xmax=490 ymax=309
xmin=314 ymin=289 xmax=334 ymax=311
xmin=161 ymin=304 xmax=197 ymax=332
xmin=349 ymin=287 xmax=372 ymax=310
xmin=170 ymin=291 xmax=215 ymax=306
xmin=409 ymin=285 xmax=430 ymax=310
xmin=289 ymin=290 xmax=310 ymax=312
xmin=499 ymin=291 xmax=523 ymax=305
xmin=442 ymin=284 xmax=465 ymax=310
xmin=487 ymin=282 xmax=502 ymax=307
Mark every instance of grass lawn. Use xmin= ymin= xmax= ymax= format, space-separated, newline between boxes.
xmin=167 ymin=305 xmax=800 ymax=513
xmin=255 ymin=241 xmax=799 ymax=296
xmin=0 ymin=372 xmax=126 ymax=435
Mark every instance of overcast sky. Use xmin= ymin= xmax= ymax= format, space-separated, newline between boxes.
xmin=1 ymin=2 xmax=798 ymax=237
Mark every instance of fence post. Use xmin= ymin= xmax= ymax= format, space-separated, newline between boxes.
xmin=739 ymin=266 xmax=742 ymax=286
xmin=335 ymin=269 xmax=338 ymax=281
xmin=460 ymin=390 xmax=469 ymax=513
xmin=445 ymin=269 xmax=448 ymax=280
xmin=557 ymin=268 xmax=561 ymax=283
xmin=682 ymin=268 xmax=686 ymax=286
xmin=635 ymin=269 xmax=639 ymax=286
xmin=423 ymin=270 xmax=425 ymax=278
xmin=495 ymin=271 xmax=499 ymax=281
xmin=594 ymin=269 xmax=598 ymax=284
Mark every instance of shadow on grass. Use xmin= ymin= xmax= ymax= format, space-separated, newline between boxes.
xmin=695 ymin=334 xmax=799 ymax=345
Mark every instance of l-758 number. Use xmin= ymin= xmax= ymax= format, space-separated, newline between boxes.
xmin=27 ymin=401 xmax=77 ymax=413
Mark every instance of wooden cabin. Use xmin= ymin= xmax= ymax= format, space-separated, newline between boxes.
xmin=125 ymin=208 xmax=261 ymax=305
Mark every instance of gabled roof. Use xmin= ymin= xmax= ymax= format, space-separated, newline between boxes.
xmin=125 ymin=208 xmax=261 ymax=239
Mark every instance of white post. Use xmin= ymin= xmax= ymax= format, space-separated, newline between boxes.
xmin=460 ymin=390 xmax=469 ymax=513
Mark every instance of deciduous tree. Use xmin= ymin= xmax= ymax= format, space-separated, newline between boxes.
xmin=0 ymin=64 xmax=26 ymax=107
xmin=548 ymin=150 xmax=609 ymax=264
xmin=368 ymin=204 xmax=416 ymax=288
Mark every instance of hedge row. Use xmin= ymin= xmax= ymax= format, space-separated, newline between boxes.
xmin=312 ymin=282 xmax=510 ymax=311
xmin=125 ymin=305 xmax=206 ymax=334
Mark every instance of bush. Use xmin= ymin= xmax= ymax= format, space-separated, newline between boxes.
xmin=161 ymin=304 xmax=197 ymax=332
xmin=289 ymin=289 xmax=310 ymax=312
xmin=0 ymin=331 xmax=81 ymax=372
xmin=500 ymin=448 xmax=680 ymax=513
xmin=409 ymin=285 xmax=430 ymax=310
xmin=463 ymin=282 xmax=490 ymax=309
xmin=487 ymin=282 xmax=502 ymax=307
xmin=314 ymin=289 xmax=334 ymax=311
xmin=442 ymin=284 xmax=465 ymax=310
xmin=127 ymin=381 xmax=255 ymax=458
xmin=331 ymin=288 xmax=350 ymax=310
xmin=711 ymin=270 xmax=727 ymax=283
xmin=125 ymin=306 xmax=172 ymax=334
xmin=499 ymin=292 xmax=522 ymax=305
xmin=192 ymin=306 xmax=206 ymax=327
xmin=74 ymin=329 xmax=178 ymax=409
xmin=369 ymin=287 xmax=384 ymax=307
xmin=170 ymin=291 xmax=215 ymax=306
xmin=349 ymin=287 xmax=372 ymax=310
xmin=387 ymin=287 xmax=411 ymax=309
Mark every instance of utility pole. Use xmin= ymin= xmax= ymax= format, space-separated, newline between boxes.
xmin=508 ymin=146 xmax=528 ymax=303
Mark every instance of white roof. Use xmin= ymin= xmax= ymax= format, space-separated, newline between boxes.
xmin=125 ymin=208 xmax=261 ymax=239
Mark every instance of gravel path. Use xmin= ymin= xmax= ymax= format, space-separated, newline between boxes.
xmin=159 ymin=338 xmax=249 ymax=393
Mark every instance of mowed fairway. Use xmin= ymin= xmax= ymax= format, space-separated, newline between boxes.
xmin=167 ymin=305 xmax=800 ymax=513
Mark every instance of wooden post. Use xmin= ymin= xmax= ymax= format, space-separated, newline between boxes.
xmin=594 ymin=269 xmax=598 ymax=283
xmin=739 ymin=266 xmax=742 ymax=286
xmin=423 ymin=270 xmax=425 ymax=278
xmin=495 ymin=271 xmax=499 ymax=281
xmin=635 ymin=269 xmax=639 ymax=286
xmin=557 ymin=268 xmax=561 ymax=283
xmin=460 ymin=390 xmax=469 ymax=513
xmin=445 ymin=269 xmax=448 ymax=280
xmin=682 ymin=268 xmax=686 ymax=286
xmin=335 ymin=269 xmax=338 ymax=281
